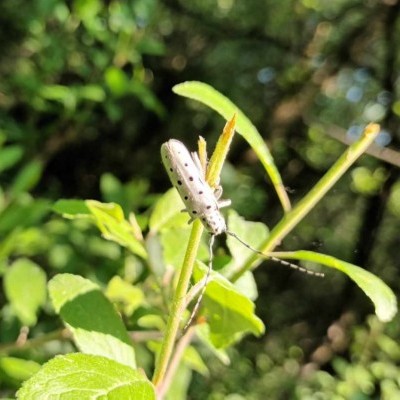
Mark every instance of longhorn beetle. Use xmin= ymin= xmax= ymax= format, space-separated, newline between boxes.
xmin=161 ymin=138 xmax=323 ymax=332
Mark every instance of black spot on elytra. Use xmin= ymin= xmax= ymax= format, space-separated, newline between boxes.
xmin=193 ymin=210 xmax=197 ymax=214
xmin=184 ymin=163 xmax=188 ymax=167
xmin=206 ymin=205 xmax=211 ymax=209
xmin=184 ymin=196 xmax=188 ymax=200
xmin=189 ymin=176 xmax=193 ymax=181
xmin=199 ymin=191 xmax=203 ymax=195
xmin=169 ymin=168 xmax=173 ymax=172
xmin=177 ymin=180 xmax=182 ymax=185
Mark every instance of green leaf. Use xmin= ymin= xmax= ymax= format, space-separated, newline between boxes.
xmin=78 ymin=84 xmax=106 ymax=102
xmin=73 ymin=0 xmax=102 ymax=21
xmin=0 ymin=200 xmax=50 ymax=235
xmin=48 ymin=274 xmax=136 ymax=368
xmin=4 ymin=259 xmax=47 ymax=326
xmin=182 ymin=346 xmax=208 ymax=376
xmin=105 ymin=276 xmax=144 ymax=316
xmin=86 ymin=200 xmax=147 ymax=259
xmin=196 ymin=334 xmax=230 ymax=365
xmin=0 ymin=146 xmax=24 ymax=173
xmin=165 ymin=365 xmax=192 ymax=400
xmin=100 ymin=173 xmax=123 ymax=202
xmin=0 ymin=357 xmax=41 ymax=383
xmin=149 ymin=188 xmax=189 ymax=233
xmin=11 ymin=160 xmax=43 ymax=195
xmin=147 ymin=342 xmax=207 ymax=376
xmin=233 ymin=271 xmax=259 ymax=302
xmin=193 ymin=262 xmax=265 ymax=348
xmin=172 ymin=81 xmax=291 ymax=212
xmin=52 ymin=199 xmax=91 ymax=217
xmin=39 ymin=84 xmax=76 ymax=109
xmin=225 ymin=210 xmax=269 ymax=271
xmin=17 ymin=353 xmax=155 ymax=400
xmin=54 ymin=200 xmax=147 ymax=258
xmin=161 ymin=227 xmax=193 ymax=268
xmin=136 ymin=37 xmax=166 ymax=56
xmin=161 ymin=227 xmax=209 ymax=269
xmin=275 ymin=250 xmax=397 ymax=322
xmin=130 ymin=80 xmax=166 ymax=117
xmin=222 ymin=211 xmax=268 ymax=300
xmin=105 ymin=67 xmax=129 ymax=96
xmin=100 ymin=174 xmax=150 ymax=213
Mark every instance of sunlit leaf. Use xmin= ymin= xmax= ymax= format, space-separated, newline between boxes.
xmin=39 ymin=85 xmax=76 ymax=109
xmin=78 ymin=84 xmax=106 ymax=102
xmin=52 ymin=199 xmax=91 ymax=218
xmin=86 ymin=200 xmax=147 ymax=259
xmin=105 ymin=67 xmax=129 ymax=96
xmin=274 ymin=250 xmax=397 ymax=322
xmin=49 ymin=274 xmax=136 ymax=368
xmin=193 ymin=262 xmax=265 ymax=348
xmin=4 ymin=259 xmax=47 ymax=326
xmin=165 ymin=365 xmax=192 ymax=400
xmin=105 ymin=276 xmax=144 ymax=316
xmin=161 ymin=227 xmax=195 ymax=268
xmin=0 ymin=357 xmax=41 ymax=383
xmin=54 ymin=200 xmax=147 ymax=258
xmin=225 ymin=210 xmax=269 ymax=273
xmin=149 ymin=188 xmax=189 ymax=233
xmin=182 ymin=346 xmax=209 ymax=376
xmin=0 ymin=146 xmax=24 ymax=173
xmin=173 ymin=81 xmax=291 ymax=212
xmin=17 ymin=353 xmax=155 ymax=400
xmin=73 ymin=0 xmax=102 ymax=21
xmin=161 ymin=227 xmax=209 ymax=269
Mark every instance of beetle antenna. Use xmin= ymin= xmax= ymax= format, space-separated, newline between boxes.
xmin=182 ymin=234 xmax=215 ymax=333
xmin=226 ymin=230 xmax=324 ymax=277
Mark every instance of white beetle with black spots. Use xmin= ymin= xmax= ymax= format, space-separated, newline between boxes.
xmin=161 ymin=139 xmax=231 ymax=235
xmin=161 ymin=139 xmax=323 ymax=332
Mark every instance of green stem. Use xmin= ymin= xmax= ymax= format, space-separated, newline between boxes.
xmin=0 ymin=329 xmax=69 ymax=354
xmin=152 ymin=220 xmax=204 ymax=387
xmin=230 ymin=123 xmax=380 ymax=282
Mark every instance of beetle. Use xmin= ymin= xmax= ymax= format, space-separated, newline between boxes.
xmin=161 ymin=139 xmax=323 ymax=332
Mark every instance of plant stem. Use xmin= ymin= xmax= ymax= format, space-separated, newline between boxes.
xmin=152 ymin=220 xmax=204 ymax=388
xmin=230 ymin=123 xmax=380 ymax=282
xmin=0 ymin=329 xmax=70 ymax=354
xmin=156 ymin=327 xmax=196 ymax=399
xmin=153 ymin=118 xmax=236 ymax=391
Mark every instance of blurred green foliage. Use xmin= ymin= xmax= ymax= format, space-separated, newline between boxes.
xmin=0 ymin=0 xmax=399 ymax=398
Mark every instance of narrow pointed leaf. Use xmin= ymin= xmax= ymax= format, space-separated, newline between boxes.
xmin=173 ymin=81 xmax=291 ymax=212
xmin=52 ymin=199 xmax=91 ymax=218
xmin=273 ymin=250 xmax=397 ymax=322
